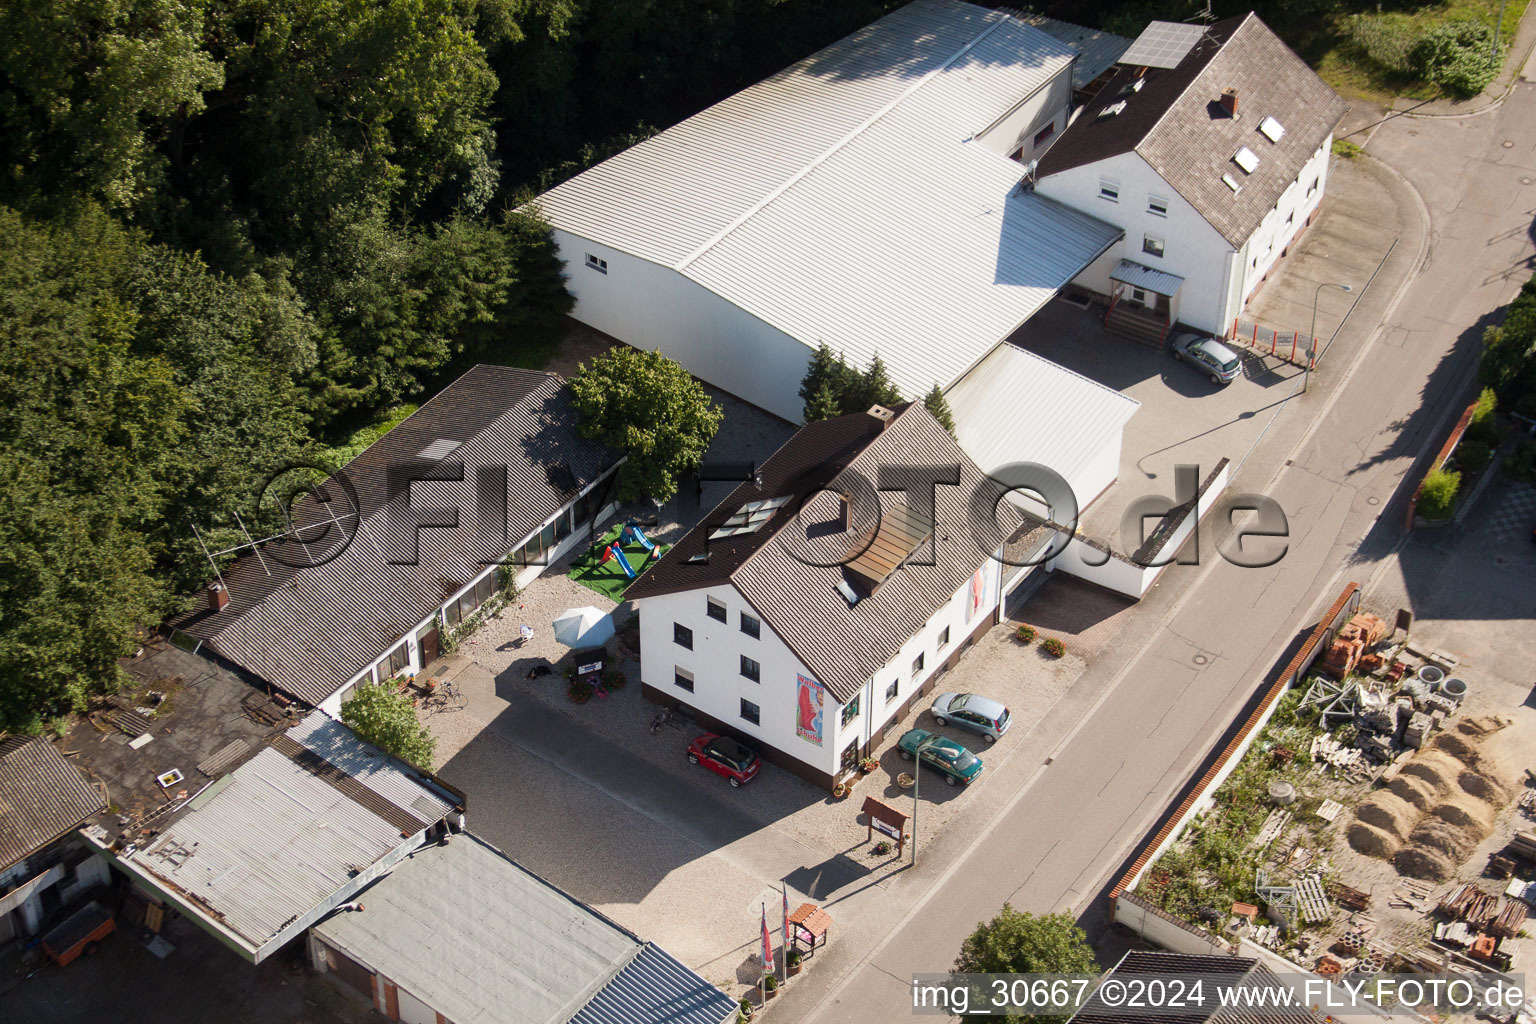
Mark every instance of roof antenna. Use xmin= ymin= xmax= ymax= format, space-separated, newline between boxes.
xmin=1188 ymin=0 xmax=1214 ymax=24
xmin=1013 ymin=159 xmax=1038 ymax=196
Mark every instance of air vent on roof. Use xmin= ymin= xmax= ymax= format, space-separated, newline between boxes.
xmin=418 ymin=439 xmax=462 ymax=461
xmin=1221 ymin=173 xmax=1242 ymax=194
xmin=1097 ymin=100 xmax=1128 ymax=119
xmin=1258 ymin=116 xmax=1285 ymax=143
xmin=1233 ymin=147 xmax=1260 ymax=174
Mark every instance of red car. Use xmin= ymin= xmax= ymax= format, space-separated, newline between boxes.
xmin=687 ymin=733 xmax=760 ymax=787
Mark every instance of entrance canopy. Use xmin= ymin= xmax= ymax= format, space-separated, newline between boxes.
xmin=1110 ymin=259 xmax=1185 ymax=296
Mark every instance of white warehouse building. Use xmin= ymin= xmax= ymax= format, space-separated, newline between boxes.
xmin=534 ymin=0 xmax=1123 ymax=424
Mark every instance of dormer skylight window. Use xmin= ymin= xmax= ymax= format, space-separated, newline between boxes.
xmin=707 ymin=494 xmax=793 ymax=540
xmin=1221 ymin=173 xmax=1242 ymax=194
xmin=1233 ymin=146 xmax=1260 ymax=174
xmin=1097 ymin=100 xmax=1128 ymax=119
xmin=1258 ymin=116 xmax=1285 ymax=143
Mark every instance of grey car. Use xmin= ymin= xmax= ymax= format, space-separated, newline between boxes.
xmin=1168 ymin=333 xmax=1242 ymax=384
xmin=931 ymin=692 xmax=1011 ymax=743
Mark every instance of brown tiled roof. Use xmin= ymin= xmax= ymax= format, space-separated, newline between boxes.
xmin=170 ymin=365 xmax=620 ymax=706
xmin=631 ymin=404 xmax=1029 ymax=703
xmin=0 ymin=736 xmax=105 ymax=870
xmin=1038 ymin=14 xmax=1347 ymax=247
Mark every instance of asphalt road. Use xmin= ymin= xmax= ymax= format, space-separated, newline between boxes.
xmin=780 ymin=74 xmax=1536 ymax=1024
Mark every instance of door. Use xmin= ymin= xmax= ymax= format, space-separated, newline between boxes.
xmin=418 ymin=627 xmax=440 ymax=667
xmin=324 ymin=941 xmax=376 ymax=999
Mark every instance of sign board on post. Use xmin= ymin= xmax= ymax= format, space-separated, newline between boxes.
xmin=861 ymin=795 xmax=910 ymax=855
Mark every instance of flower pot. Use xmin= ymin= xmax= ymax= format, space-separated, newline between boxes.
xmin=765 ymin=986 xmax=779 ymax=1000
xmin=896 ymin=772 xmax=915 ymax=789
xmin=788 ymin=961 xmax=802 ymax=977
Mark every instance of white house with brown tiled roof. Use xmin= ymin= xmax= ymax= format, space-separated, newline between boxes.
xmin=1033 ymin=15 xmax=1348 ymax=342
xmin=627 ymin=404 xmax=1051 ymax=789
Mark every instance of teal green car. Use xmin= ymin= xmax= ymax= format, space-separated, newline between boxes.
xmin=896 ymin=728 xmax=983 ymax=786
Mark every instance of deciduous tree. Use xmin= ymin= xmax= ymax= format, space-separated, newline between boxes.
xmin=341 ymin=681 xmax=438 ymax=769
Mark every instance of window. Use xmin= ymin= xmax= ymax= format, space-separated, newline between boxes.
xmin=885 ymin=679 xmax=899 ymax=703
xmin=584 ymin=253 xmax=607 ymax=274
xmin=1233 ymin=146 xmax=1260 ymax=174
xmin=740 ymin=655 xmax=761 ymax=682
xmin=1258 ymin=115 xmax=1286 ymax=143
xmin=1285 ymin=211 xmax=1295 ymax=227
xmin=1131 ymin=287 xmax=1147 ymax=304
xmin=706 ymin=596 xmax=727 ymax=622
xmin=912 ymin=653 xmax=925 ymax=676
xmin=740 ymin=699 xmax=760 ymax=725
xmin=1307 ymin=176 xmax=1319 ymax=198
xmin=938 ymin=627 xmax=951 ymax=649
xmin=1148 ymin=195 xmax=1169 ymax=217
xmin=1222 ymin=173 xmax=1242 ymax=194
xmin=1142 ymin=234 xmax=1166 ymax=258
xmin=841 ymin=695 xmax=860 ymax=727
xmin=740 ymin=613 xmax=760 ymax=639
xmin=674 ymin=667 xmax=694 ymax=692
xmin=1032 ymin=121 xmax=1055 ymax=147
xmin=385 ymin=643 xmax=410 ymax=678
xmin=674 ymin=623 xmax=693 ymax=650
xmin=1098 ymin=179 xmax=1120 ymax=202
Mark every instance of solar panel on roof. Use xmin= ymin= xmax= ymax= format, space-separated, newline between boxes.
xmin=418 ymin=438 xmax=463 ymax=460
xmin=1118 ymin=21 xmax=1206 ymax=69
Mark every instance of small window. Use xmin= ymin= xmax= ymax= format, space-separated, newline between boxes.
xmin=1307 ymin=176 xmax=1319 ymax=198
xmin=912 ymin=653 xmax=925 ymax=676
xmin=938 ymin=627 xmax=951 ymax=649
xmin=1147 ymin=195 xmax=1169 ymax=217
xmin=1032 ymin=121 xmax=1056 ymax=147
xmin=706 ymin=597 xmax=727 ymax=622
xmin=885 ymin=679 xmax=899 ymax=703
xmin=674 ymin=623 xmax=693 ymax=650
xmin=1131 ymin=288 xmax=1147 ymax=304
xmin=1233 ymin=147 xmax=1260 ymax=174
xmin=1285 ymin=211 xmax=1294 ymax=227
xmin=1258 ymin=116 xmax=1285 ymax=143
xmin=740 ymin=613 xmax=760 ymax=639
xmin=740 ymin=655 xmax=761 ymax=682
xmin=675 ymin=667 xmax=694 ymax=692
xmin=1099 ymin=179 xmax=1120 ymax=202
xmin=584 ymin=253 xmax=608 ymax=274
xmin=1222 ymin=173 xmax=1242 ymax=194
xmin=740 ymin=699 xmax=760 ymax=725
xmin=841 ymin=696 xmax=860 ymax=727
xmin=1142 ymin=234 xmax=1165 ymax=258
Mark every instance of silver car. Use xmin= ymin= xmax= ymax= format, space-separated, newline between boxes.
xmin=931 ymin=692 xmax=1011 ymax=743
xmin=1168 ymin=333 xmax=1242 ymax=385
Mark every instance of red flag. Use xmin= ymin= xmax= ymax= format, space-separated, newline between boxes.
xmin=782 ymin=884 xmax=790 ymax=946
xmin=761 ymin=903 xmax=773 ymax=972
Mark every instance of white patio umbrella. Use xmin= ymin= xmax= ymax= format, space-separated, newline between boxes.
xmin=552 ymin=606 xmax=615 ymax=649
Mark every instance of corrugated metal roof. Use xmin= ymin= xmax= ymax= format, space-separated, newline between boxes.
xmin=537 ymin=0 xmax=1121 ymax=404
xmin=314 ymin=832 xmax=732 ymax=1024
xmin=1015 ymin=14 xmax=1132 ymax=90
xmin=568 ymin=944 xmax=737 ymax=1024
xmin=285 ymin=713 xmax=454 ymax=825
xmin=170 ymin=366 xmax=619 ymax=706
xmin=1109 ymin=259 xmax=1186 ymax=295
xmin=948 ymin=342 xmax=1139 ymax=506
xmin=0 ymin=737 xmax=104 ymax=870
xmin=128 ymin=717 xmax=455 ymax=954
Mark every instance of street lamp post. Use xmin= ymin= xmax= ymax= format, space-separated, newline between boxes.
xmin=910 ymin=734 xmax=940 ymax=866
xmin=1303 ymin=282 xmax=1352 ymax=394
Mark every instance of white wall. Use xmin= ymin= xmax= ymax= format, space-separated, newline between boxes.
xmin=975 ymin=71 xmax=1073 ymax=166
xmin=638 ymin=585 xmax=836 ymax=775
xmin=554 ymin=229 xmax=812 ymax=422
xmin=1233 ymin=138 xmax=1332 ymax=324
xmin=395 ymin=985 xmax=435 ymax=1024
xmin=1036 ymin=151 xmax=1236 ymax=333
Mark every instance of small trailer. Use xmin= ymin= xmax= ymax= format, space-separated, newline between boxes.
xmin=42 ymin=901 xmax=116 ymax=967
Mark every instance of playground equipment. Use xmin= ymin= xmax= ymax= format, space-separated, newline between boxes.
xmin=600 ymin=543 xmax=636 ymax=579
xmin=623 ymin=520 xmax=656 ymax=552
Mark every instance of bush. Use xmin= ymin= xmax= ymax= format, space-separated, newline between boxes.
xmin=341 ymin=682 xmax=437 ymax=770
xmin=1412 ymin=21 xmax=1502 ymax=98
xmin=1467 ymin=387 xmax=1500 ymax=444
xmin=1506 ymin=440 xmax=1536 ymax=481
xmin=1016 ymin=624 xmax=1037 ymax=645
xmin=1454 ymin=439 xmax=1492 ymax=475
xmin=1332 ymin=139 xmax=1363 ymax=160
xmin=1347 ymin=13 xmax=1419 ymax=74
xmin=1417 ymin=466 xmax=1461 ymax=520
xmin=1041 ymin=637 xmax=1066 ymax=658
xmin=568 ymin=679 xmax=594 ymax=703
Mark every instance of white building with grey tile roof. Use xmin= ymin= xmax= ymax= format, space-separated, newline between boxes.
xmin=533 ymin=0 xmax=1122 ymax=423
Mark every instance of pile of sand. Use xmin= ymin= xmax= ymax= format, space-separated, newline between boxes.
xmin=1348 ymin=714 xmax=1515 ymax=878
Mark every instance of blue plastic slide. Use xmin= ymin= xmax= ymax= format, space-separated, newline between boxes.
xmin=609 ymin=544 xmax=637 ymax=578
xmin=624 ymin=522 xmax=657 ymax=552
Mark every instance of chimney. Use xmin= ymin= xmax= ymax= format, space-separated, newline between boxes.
xmin=208 ymin=582 xmax=230 ymax=612
xmin=838 ymin=493 xmax=851 ymax=531
xmin=866 ymin=405 xmax=895 ymax=432
xmin=1220 ymin=88 xmax=1238 ymax=118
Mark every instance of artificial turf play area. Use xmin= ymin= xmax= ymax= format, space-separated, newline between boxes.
xmin=568 ymin=521 xmax=668 ymax=601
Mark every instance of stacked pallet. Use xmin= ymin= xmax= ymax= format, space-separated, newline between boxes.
xmin=1439 ymin=882 xmax=1499 ymax=926
xmin=1490 ymin=899 xmax=1528 ymax=939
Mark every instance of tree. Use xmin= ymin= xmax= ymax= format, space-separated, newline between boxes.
xmin=955 ymin=905 xmax=1098 ymax=1023
xmin=569 ymin=347 xmax=723 ymax=502
xmin=341 ymin=681 xmax=438 ymax=769
xmin=1411 ymin=20 xmax=1501 ymax=98
xmin=804 ymin=378 xmax=843 ymax=422
xmin=800 ymin=343 xmax=846 ymax=419
xmin=854 ymin=353 xmax=903 ymax=411
xmin=924 ymin=383 xmax=957 ymax=439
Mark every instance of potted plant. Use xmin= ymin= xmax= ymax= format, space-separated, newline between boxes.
xmin=764 ymin=975 xmax=780 ymax=1000
xmin=1015 ymin=624 xmax=1036 ymax=645
xmin=858 ymin=756 xmax=878 ymax=774
xmin=603 ymin=669 xmax=627 ymax=691
xmin=871 ymin=840 xmax=892 ymax=857
xmin=568 ymin=679 xmax=594 ymax=704
xmin=787 ymin=949 xmax=804 ymax=977
xmin=1041 ymin=637 xmax=1066 ymax=658
xmin=739 ymin=998 xmax=755 ymax=1022
xmin=831 ymin=781 xmax=849 ymax=799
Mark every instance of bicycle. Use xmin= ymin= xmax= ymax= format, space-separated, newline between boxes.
xmin=423 ymin=677 xmax=466 ymax=714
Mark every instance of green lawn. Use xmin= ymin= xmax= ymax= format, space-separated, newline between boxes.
xmin=568 ymin=524 xmax=667 ymax=601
